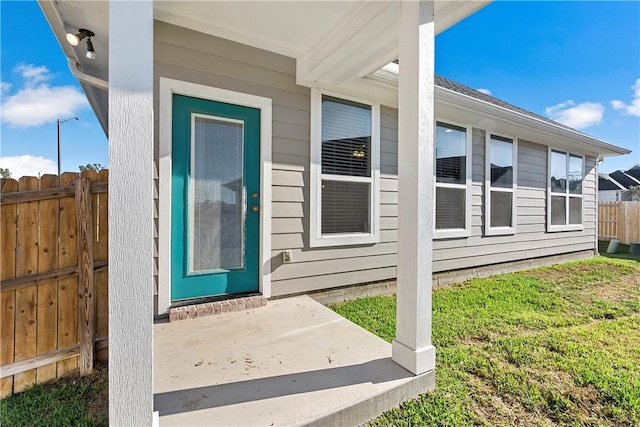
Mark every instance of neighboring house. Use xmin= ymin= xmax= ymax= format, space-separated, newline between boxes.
xmin=39 ymin=0 xmax=630 ymax=424
xmin=626 ymin=164 xmax=640 ymax=181
xmin=598 ymin=167 xmax=640 ymax=201
xmin=598 ymin=173 xmax=629 ymax=201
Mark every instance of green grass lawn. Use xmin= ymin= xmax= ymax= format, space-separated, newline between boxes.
xmin=2 ymin=246 xmax=638 ymax=426
xmin=0 ymin=362 xmax=108 ymax=427
xmin=332 ymin=252 xmax=640 ymax=426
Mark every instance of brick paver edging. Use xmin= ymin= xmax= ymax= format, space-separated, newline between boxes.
xmin=168 ymin=296 xmax=268 ymax=322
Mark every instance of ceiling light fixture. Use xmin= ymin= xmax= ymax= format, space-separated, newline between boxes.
xmin=66 ymin=28 xmax=98 ymax=60
xmin=66 ymin=28 xmax=94 ymax=46
xmin=85 ymin=37 xmax=97 ymax=60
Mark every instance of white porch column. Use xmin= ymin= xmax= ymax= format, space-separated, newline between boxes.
xmin=108 ymin=0 xmax=154 ymax=425
xmin=392 ymin=0 xmax=436 ymax=375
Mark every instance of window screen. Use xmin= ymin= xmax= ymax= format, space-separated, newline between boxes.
xmin=490 ymin=191 xmax=513 ymax=228
xmin=321 ymin=181 xmax=370 ymax=234
xmin=435 ymin=187 xmax=465 ymax=229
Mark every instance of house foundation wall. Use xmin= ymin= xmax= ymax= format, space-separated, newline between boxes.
xmin=308 ymin=249 xmax=595 ymax=305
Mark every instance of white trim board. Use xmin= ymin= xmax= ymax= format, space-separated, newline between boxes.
xmin=158 ymin=77 xmax=273 ymax=314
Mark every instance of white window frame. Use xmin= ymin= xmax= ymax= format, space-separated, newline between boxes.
xmin=310 ymin=88 xmax=380 ymax=247
xmin=433 ymin=119 xmax=473 ymax=239
xmin=547 ymin=148 xmax=584 ymax=232
xmin=485 ymin=132 xmax=518 ymax=236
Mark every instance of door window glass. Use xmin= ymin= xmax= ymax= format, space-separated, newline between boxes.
xmin=190 ymin=115 xmax=244 ymax=273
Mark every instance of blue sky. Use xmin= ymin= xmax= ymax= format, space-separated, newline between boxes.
xmin=1 ymin=1 xmax=638 ymax=178
xmin=1 ymin=0 xmax=108 ymax=178
xmin=436 ymin=1 xmax=640 ymax=173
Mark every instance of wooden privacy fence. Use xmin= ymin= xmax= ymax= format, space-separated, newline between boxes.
xmin=598 ymin=201 xmax=640 ymax=245
xmin=0 ymin=170 xmax=108 ymax=397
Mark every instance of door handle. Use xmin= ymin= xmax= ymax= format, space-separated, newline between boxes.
xmin=251 ymin=205 xmax=260 ymax=212
xmin=252 ymin=192 xmax=260 ymax=199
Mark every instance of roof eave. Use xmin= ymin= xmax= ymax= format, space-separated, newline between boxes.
xmin=38 ymin=0 xmax=109 ymax=135
xmin=435 ymin=86 xmax=631 ymax=158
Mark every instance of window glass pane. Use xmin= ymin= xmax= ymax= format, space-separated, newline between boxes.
xmin=490 ymin=191 xmax=512 ymax=228
xmin=569 ymin=197 xmax=582 ymax=224
xmin=550 ymin=195 xmax=566 ymax=226
xmin=191 ymin=116 xmax=244 ymax=273
xmin=435 ymin=187 xmax=465 ymax=229
xmin=436 ymin=122 xmax=466 ymax=184
xmin=550 ymin=150 xmax=567 ymax=193
xmin=569 ymin=155 xmax=583 ymax=194
xmin=321 ymin=95 xmax=371 ymax=177
xmin=490 ymin=135 xmax=513 ymax=188
xmin=321 ymin=180 xmax=370 ymax=234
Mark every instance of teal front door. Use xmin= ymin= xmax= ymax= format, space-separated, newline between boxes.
xmin=171 ymin=95 xmax=260 ymax=301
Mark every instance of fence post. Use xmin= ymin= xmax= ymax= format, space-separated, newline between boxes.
xmin=76 ymin=176 xmax=95 ymax=376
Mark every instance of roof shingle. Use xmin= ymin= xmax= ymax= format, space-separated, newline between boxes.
xmin=434 ymin=75 xmax=589 ymax=136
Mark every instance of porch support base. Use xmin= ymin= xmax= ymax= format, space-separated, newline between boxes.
xmin=391 ymin=340 xmax=436 ymax=376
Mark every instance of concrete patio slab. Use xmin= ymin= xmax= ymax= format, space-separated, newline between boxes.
xmin=154 ymin=295 xmax=434 ymax=426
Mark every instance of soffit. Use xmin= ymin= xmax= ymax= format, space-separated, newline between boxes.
xmin=153 ymin=1 xmax=487 ymax=59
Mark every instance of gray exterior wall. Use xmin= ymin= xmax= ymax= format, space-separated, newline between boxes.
xmin=153 ymin=22 xmax=597 ymax=304
xmin=431 ymin=130 xmax=597 ymax=272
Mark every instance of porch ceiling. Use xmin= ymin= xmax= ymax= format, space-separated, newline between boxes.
xmin=154 ymin=1 xmax=364 ymax=59
xmin=154 ymin=1 xmax=486 ymax=57
xmin=155 ymin=0 xmax=490 ymax=94
xmin=40 ymin=0 xmax=491 ymax=125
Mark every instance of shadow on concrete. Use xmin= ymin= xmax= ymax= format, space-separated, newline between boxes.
xmin=154 ymin=357 xmax=412 ymax=416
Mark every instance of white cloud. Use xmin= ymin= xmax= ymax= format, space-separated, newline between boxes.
xmin=15 ymin=64 xmax=50 ymax=86
xmin=476 ymin=88 xmax=492 ymax=96
xmin=0 ymin=155 xmax=57 ymax=179
xmin=610 ymin=78 xmax=640 ymax=117
xmin=0 ymin=81 xmax=11 ymax=96
xmin=545 ymin=100 xmax=604 ymax=129
xmin=0 ymin=64 xmax=88 ymax=128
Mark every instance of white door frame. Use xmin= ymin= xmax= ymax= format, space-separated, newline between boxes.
xmin=158 ymin=77 xmax=272 ymax=314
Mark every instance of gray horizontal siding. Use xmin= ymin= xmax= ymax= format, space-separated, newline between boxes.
xmin=430 ymin=138 xmax=597 ymax=272
xmin=153 ymin=21 xmax=598 ymax=302
xmin=154 ymin=22 xmax=398 ymax=298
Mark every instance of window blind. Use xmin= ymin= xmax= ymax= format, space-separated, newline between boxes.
xmin=321 ymin=96 xmax=371 ymax=177
xmin=435 ymin=187 xmax=465 ymax=229
xmin=321 ymin=181 xmax=370 ymax=234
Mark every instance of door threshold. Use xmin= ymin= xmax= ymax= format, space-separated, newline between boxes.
xmin=168 ymin=294 xmax=267 ymax=322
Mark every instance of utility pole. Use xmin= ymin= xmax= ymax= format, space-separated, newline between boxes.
xmin=57 ymin=116 xmax=79 ymax=181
